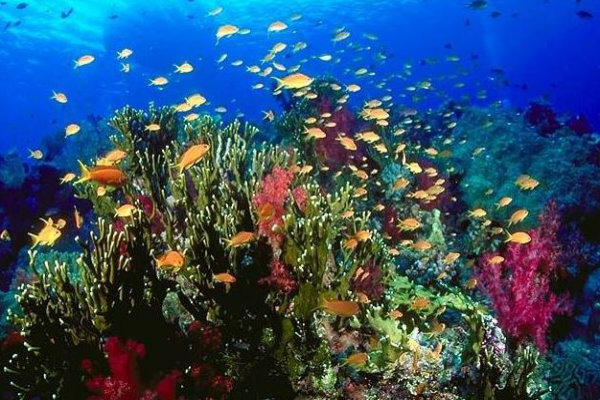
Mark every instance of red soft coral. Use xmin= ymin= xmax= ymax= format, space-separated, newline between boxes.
xmin=252 ymin=167 xmax=294 ymax=247
xmin=351 ymin=260 xmax=384 ymax=301
xmin=258 ymin=258 xmax=297 ymax=294
xmin=86 ymin=337 xmax=181 ymax=400
xmin=475 ymin=202 xmax=571 ymax=352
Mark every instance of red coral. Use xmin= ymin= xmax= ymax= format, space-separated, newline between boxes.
xmin=86 ymin=337 xmax=181 ymax=400
xmin=189 ymin=363 xmax=233 ymax=399
xmin=188 ymin=321 xmax=222 ymax=354
xmin=252 ymin=167 xmax=294 ymax=247
xmin=258 ymin=258 xmax=297 ymax=294
xmin=351 ymin=260 xmax=384 ymax=301
xmin=475 ymin=202 xmax=571 ymax=352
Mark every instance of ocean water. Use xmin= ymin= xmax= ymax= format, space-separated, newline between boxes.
xmin=2 ymin=1 xmax=600 ymax=399
xmin=1 ymin=0 xmax=599 ymax=152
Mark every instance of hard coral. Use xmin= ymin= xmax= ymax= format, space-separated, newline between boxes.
xmin=476 ymin=202 xmax=571 ymax=352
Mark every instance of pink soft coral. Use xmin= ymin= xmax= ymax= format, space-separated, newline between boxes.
xmin=252 ymin=167 xmax=294 ymax=247
xmin=475 ymin=202 xmax=571 ymax=352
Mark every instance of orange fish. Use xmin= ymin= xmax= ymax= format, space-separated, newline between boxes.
xmin=156 ymin=250 xmax=185 ymax=270
xmin=177 ymin=144 xmax=210 ymax=173
xmin=410 ymin=297 xmax=430 ymax=311
xmin=213 ymin=273 xmax=237 ymax=283
xmin=227 ymin=231 xmax=254 ymax=247
xmin=257 ymin=203 xmax=275 ymax=221
xmin=74 ymin=206 xmax=83 ymax=229
xmin=321 ymin=299 xmax=360 ymax=317
xmin=344 ymin=352 xmax=368 ymax=367
xmin=76 ymin=161 xmax=127 ymax=186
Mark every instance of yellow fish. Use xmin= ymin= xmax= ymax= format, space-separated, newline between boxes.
xmin=505 ymin=231 xmax=532 ymax=244
xmin=51 ymin=91 xmax=68 ymax=104
xmin=65 ymin=123 xmax=81 ymax=137
xmin=29 ymin=149 xmax=43 ymax=160
xmin=28 ymin=218 xmax=61 ymax=247
xmin=174 ymin=62 xmax=194 ymax=73
xmin=273 ymin=73 xmax=314 ymax=91
xmin=216 ymin=24 xmax=239 ymax=42
xmin=117 ymin=48 xmax=133 ymax=59
xmin=149 ymin=76 xmax=168 ymax=86
xmin=267 ymin=21 xmax=288 ymax=32
xmin=156 ymin=250 xmax=185 ymax=270
xmin=115 ymin=204 xmax=137 ymax=218
xmin=508 ymin=209 xmax=529 ymax=226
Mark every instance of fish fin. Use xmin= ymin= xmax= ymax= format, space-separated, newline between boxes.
xmin=75 ymin=160 xmax=91 ymax=184
xmin=73 ymin=60 xmax=79 ymax=69
xmin=28 ymin=233 xmax=39 ymax=247
xmin=503 ymin=229 xmax=511 ymax=242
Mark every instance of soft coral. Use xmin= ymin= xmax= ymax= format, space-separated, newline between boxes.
xmin=475 ymin=202 xmax=571 ymax=352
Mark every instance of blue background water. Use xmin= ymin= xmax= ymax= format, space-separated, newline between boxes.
xmin=0 ymin=0 xmax=598 ymax=153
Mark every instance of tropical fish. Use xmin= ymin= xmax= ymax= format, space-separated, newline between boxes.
xmin=344 ymin=352 xmax=368 ymax=367
xmin=321 ymin=299 xmax=360 ymax=317
xmin=76 ymin=161 xmax=127 ymax=186
xmin=273 ymin=73 xmax=314 ymax=91
xmin=117 ymin=48 xmax=133 ymax=59
xmin=115 ymin=204 xmax=137 ymax=218
xmin=508 ymin=209 xmax=528 ymax=226
xmin=444 ymin=252 xmax=460 ymax=265
xmin=227 ymin=231 xmax=254 ymax=247
xmin=29 ymin=149 xmax=43 ymax=160
xmin=469 ymin=208 xmax=487 ymax=218
xmin=177 ymin=144 xmax=210 ymax=173
xmin=208 ymin=6 xmax=223 ymax=16
xmin=216 ymin=24 xmax=239 ymax=42
xmin=336 ymin=135 xmax=357 ymax=151
xmin=398 ymin=218 xmax=421 ymax=231
xmin=149 ymin=76 xmax=168 ymax=86
xmin=145 ymin=123 xmax=161 ymax=132
xmin=74 ymin=206 xmax=83 ymax=229
xmin=268 ymin=21 xmax=288 ymax=32
xmin=74 ymin=54 xmax=95 ymax=68
xmin=1 ymin=229 xmax=11 ymax=241
xmin=28 ymin=218 xmax=61 ymax=247
xmin=495 ymin=197 xmax=512 ymax=208
xmin=51 ymin=91 xmax=68 ymax=104
xmin=505 ymin=231 xmax=532 ymax=244
xmin=174 ymin=62 xmax=194 ymax=73
xmin=305 ymin=127 xmax=326 ymax=140
xmin=213 ymin=273 xmax=237 ymax=283
xmin=65 ymin=123 xmax=81 ymax=137
xmin=60 ymin=172 xmax=76 ymax=184
xmin=489 ymin=255 xmax=505 ymax=265
xmin=156 ymin=250 xmax=185 ymax=270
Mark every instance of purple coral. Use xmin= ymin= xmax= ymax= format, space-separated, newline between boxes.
xmin=524 ymin=102 xmax=561 ymax=135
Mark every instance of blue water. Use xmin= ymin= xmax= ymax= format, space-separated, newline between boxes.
xmin=1 ymin=0 xmax=599 ymax=152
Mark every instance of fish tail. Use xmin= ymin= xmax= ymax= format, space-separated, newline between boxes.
xmin=272 ymin=77 xmax=284 ymax=92
xmin=75 ymin=160 xmax=90 ymax=184
xmin=73 ymin=60 xmax=79 ymax=69
xmin=28 ymin=233 xmax=39 ymax=247
xmin=503 ymin=229 xmax=511 ymax=242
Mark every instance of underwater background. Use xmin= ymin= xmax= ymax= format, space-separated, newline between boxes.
xmin=1 ymin=0 xmax=600 ymax=399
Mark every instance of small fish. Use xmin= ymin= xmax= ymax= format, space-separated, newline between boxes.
xmin=145 ymin=123 xmax=161 ymax=132
xmin=117 ymin=48 xmax=133 ymax=59
xmin=216 ymin=24 xmax=239 ymax=43
xmin=336 ymin=135 xmax=357 ymax=151
xmin=74 ymin=206 xmax=83 ymax=229
xmin=177 ymin=144 xmax=210 ymax=173
xmin=208 ymin=6 xmax=223 ymax=16
xmin=489 ymin=255 xmax=505 ymax=265
xmin=28 ymin=149 xmax=43 ymax=160
xmin=410 ymin=297 xmax=430 ymax=310
xmin=174 ymin=61 xmax=194 ymax=73
xmin=213 ymin=273 xmax=237 ymax=283
xmin=443 ymin=252 xmax=460 ymax=265
xmin=227 ymin=231 xmax=254 ymax=247
xmin=333 ymin=30 xmax=350 ymax=42
xmin=76 ymin=160 xmax=127 ymax=186
xmin=65 ymin=123 xmax=81 ymax=137
xmin=0 ymin=229 xmax=10 ymax=241
xmin=28 ymin=218 xmax=61 ymax=248
xmin=505 ymin=231 xmax=532 ymax=244
xmin=273 ymin=73 xmax=314 ymax=91
xmin=120 ymin=63 xmax=130 ymax=73
xmin=60 ymin=172 xmax=76 ymax=184
xmin=268 ymin=21 xmax=288 ymax=32
xmin=495 ymin=197 xmax=512 ymax=209
xmin=469 ymin=208 xmax=487 ymax=218
xmin=305 ymin=127 xmax=326 ymax=140
xmin=74 ymin=55 xmax=95 ymax=68
xmin=149 ymin=76 xmax=168 ymax=86
xmin=257 ymin=203 xmax=275 ymax=221
xmin=398 ymin=218 xmax=421 ymax=232
xmin=321 ymin=299 xmax=360 ymax=317
xmin=54 ymin=219 xmax=67 ymax=229
xmin=51 ymin=91 xmax=68 ymax=104
xmin=184 ymin=113 xmax=199 ymax=122
xmin=115 ymin=204 xmax=137 ymax=218
xmin=185 ymin=94 xmax=207 ymax=107
xmin=413 ymin=240 xmax=432 ymax=251
xmin=344 ymin=352 xmax=368 ymax=367
xmin=508 ymin=209 xmax=528 ymax=226
xmin=465 ymin=278 xmax=478 ymax=289
xmin=156 ymin=250 xmax=185 ymax=270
